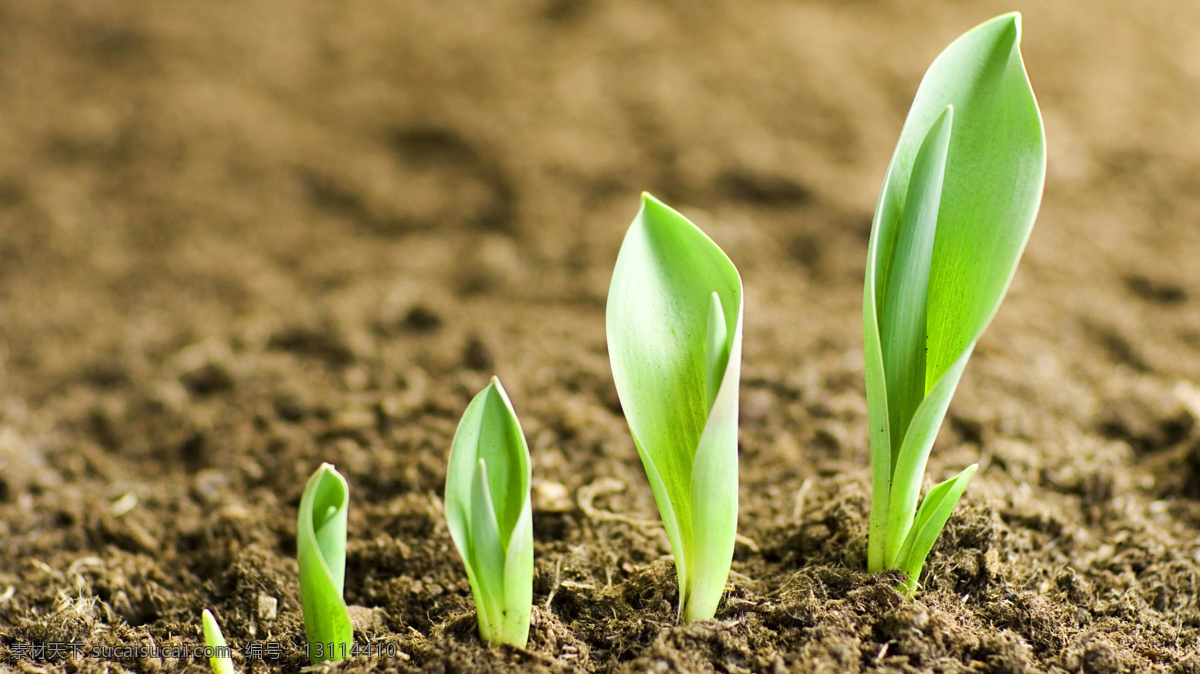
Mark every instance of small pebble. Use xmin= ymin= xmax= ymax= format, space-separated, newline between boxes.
xmin=332 ymin=408 xmax=376 ymax=432
xmin=534 ymin=481 xmax=572 ymax=512
xmin=258 ymin=594 xmax=277 ymax=621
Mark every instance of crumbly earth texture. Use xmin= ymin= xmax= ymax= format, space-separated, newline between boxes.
xmin=1 ymin=0 xmax=1199 ymax=672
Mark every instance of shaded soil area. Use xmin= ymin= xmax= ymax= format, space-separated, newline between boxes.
xmin=1 ymin=0 xmax=1200 ymax=672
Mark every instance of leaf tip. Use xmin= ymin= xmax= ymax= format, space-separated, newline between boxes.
xmin=983 ymin=11 xmax=1021 ymax=38
xmin=484 ymin=376 xmax=518 ymax=416
xmin=313 ymin=463 xmax=349 ymax=494
xmin=998 ymin=12 xmax=1021 ymax=53
xmin=315 ymin=462 xmax=348 ymax=489
xmin=638 ymin=192 xmax=658 ymax=217
xmin=929 ymin=104 xmax=954 ymax=141
xmin=638 ymin=192 xmax=678 ymax=223
xmin=485 ymin=376 xmax=506 ymax=402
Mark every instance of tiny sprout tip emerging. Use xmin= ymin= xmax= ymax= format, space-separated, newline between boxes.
xmin=445 ymin=377 xmax=534 ymax=647
xmin=297 ymin=463 xmax=353 ymax=663
xmin=201 ymin=609 xmax=235 ymax=674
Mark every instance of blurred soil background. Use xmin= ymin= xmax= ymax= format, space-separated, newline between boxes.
xmin=1 ymin=0 xmax=1199 ymax=672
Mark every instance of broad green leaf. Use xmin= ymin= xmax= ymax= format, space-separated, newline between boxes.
xmin=297 ymin=463 xmax=353 ymax=664
xmin=895 ymin=464 xmax=977 ymax=595
xmin=922 ymin=17 xmax=1045 ymax=387
xmin=865 ymin=13 xmax=1045 ymax=581
xmin=607 ymin=193 xmax=742 ymax=621
xmin=201 ymin=609 xmax=235 ymax=674
xmin=445 ymin=377 xmax=533 ymax=647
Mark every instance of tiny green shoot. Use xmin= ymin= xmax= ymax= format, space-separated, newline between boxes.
xmin=201 ymin=609 xmax=235 ymax=674
xmin=297 ymin=462 xmax=353 ymax=663
xmin=445 ymin=376 xmax=534 ymax=647
xmin=864 ymin=13 xmax=1046 ymax=594
xmin=607 ymin=193 xmax=743 ymax=622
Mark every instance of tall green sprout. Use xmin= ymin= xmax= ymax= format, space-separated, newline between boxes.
xmin=297 ymin=463 xmax=353 ymax=663
xmin=607 ymin=193 xmax=743 ymax=622
xmin=445 ymin=377 xmax=534 ymax=647
xmin=864 ymin=13 xmax=1046 ymax=594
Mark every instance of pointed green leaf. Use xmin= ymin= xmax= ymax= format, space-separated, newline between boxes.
xmin=445 ymin=377 xmax=533 ymax=647
xmin=881 ymin=105 xmax=953 ymax=454
xmin=607 ymin=193 xmax=742 ymax=621
xmin=201 ymin=609 xmax=235 ymax=674
xmin=501 ymin=494 xmax=534 ymax=647
xmin=686 ymin=299 xmax=742 ymax=622
xmin=895 ymin=464 xmax=977 ymax=596
xmin=297 ymin=463 xmax=352 ymax=664
xmin=705 ymin=292 xmax=730 ymax=413
xmin=469 ymin=458 xmax=506 ymax=637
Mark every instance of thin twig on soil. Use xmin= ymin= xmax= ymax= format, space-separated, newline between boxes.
xmin=576 ymin=478 xmax=660 ymax=532
xmin=793 ymin=477 xmax=813 ymax=521
xmin=545 ymin=558 xmax=562 ymax=609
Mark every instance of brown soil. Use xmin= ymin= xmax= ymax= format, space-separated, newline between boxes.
xmin=1 ymin=0 xmax=1199 ymax=672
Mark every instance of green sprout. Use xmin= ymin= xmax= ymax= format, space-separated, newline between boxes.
xmin=297 ymin=463 xmax=353 ymax=663
xmin=445 ymin=377 xmax=534 ymax=648
xmin=201 ymin=609 xmax=235 ymax=674
xmin=864 ymin=13 xmax=1046 ymax=594
xmin=607 ymin=193 xmax=743 ymax=622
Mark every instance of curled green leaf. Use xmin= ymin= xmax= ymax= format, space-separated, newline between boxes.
xmin=445 ymin=377 xmax=533 ymax=647
xmin=297 ymin=463 xmax=352 ymax=663
xmin=607 ymin=193 xmax=743 ymax=622
xmin=864 ymin=13 xmax=1045 ymax=593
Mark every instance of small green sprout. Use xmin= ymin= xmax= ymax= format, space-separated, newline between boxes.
xmin=297 ymin=463 xmax=353 ymax=663
xmin=445 ymin=377 xmax=534 ymax=648
xmin=201 ymin=609 xmax=235 ymax=674
xmin=864 ymin=13 xmax=1046 ymax=594
xmin=607 ymin=193 xmax=743 ymax=622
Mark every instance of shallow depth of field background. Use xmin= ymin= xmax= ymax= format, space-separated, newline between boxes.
xmin=0 ymin=1 xmax=1198 ymax=672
